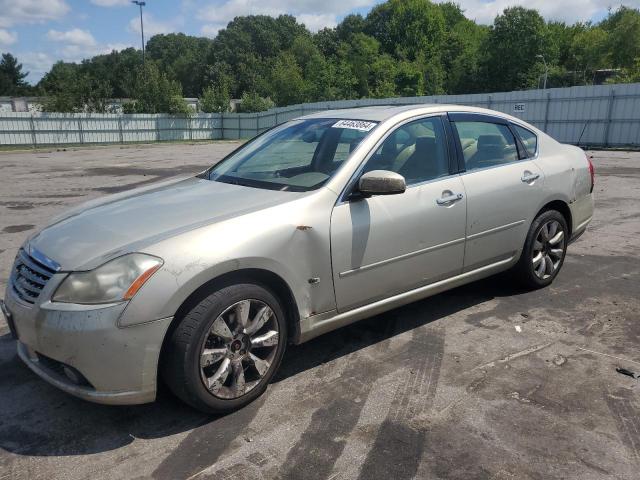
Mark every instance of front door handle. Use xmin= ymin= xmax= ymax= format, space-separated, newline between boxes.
xmin=437 ymin=192 xmax=464 ymax=205
xmin=521 ymin=171 xmax=540 ymax=183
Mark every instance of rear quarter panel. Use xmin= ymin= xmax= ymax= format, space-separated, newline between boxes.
xmin=533 ymin=135 xmax=594 ymax=234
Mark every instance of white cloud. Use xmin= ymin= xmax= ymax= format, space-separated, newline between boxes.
xmin=44 ymin=28 xmax=132 ymax=65
xmin=442 ymin=0 xmax=640 ymax=25
xmin=0 ymin=0 xmax=70 ymax=28
xmin=0 ymin=29 xmax=18 ymax=46
xmin=91 ymin=0 xmax=131 ymax=6
xmin=201 ymin=24 xmax=225 ymax=38
xmin=47 ymin=28 xmax=97 ymax=46
xmin=199 ymin=0 xmax=375 ymax=28
xmin=297 ymin=13 xmax=338 ymax=32
xmin=128 ymin=13 xmax=180 ymax=36
xmin=19 ymin=52 xmax=55 ymax=81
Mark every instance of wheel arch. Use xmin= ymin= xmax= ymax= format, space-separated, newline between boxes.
xmin=536 ymin=199 xmax=573 ymax=237
xmin=158 ymin=268 xmax=301 ymax=381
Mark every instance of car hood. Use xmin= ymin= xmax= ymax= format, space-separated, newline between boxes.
xmin=27 ymin=176 xmax=304 ymax=270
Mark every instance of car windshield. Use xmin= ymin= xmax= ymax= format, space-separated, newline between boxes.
xmin=207 ymin=118 xmax=378 ymax=191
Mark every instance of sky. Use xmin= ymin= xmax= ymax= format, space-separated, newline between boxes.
xmin=1 ymin=0 xmax=638 ymax=84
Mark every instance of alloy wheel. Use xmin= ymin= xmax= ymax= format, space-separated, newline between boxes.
xmin=532 ymin=219 xmax=565 ymax=280
xmin=199 ymin=299 xmax=279 ymax=399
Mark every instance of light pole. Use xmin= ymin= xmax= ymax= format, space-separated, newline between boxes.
xmin=132 ymin=1 xmax=146 ymax=67
xmin=536 ymin=54 xmax=548 ymax=90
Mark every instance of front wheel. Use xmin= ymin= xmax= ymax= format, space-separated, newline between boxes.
xmin=512 ymin=210 xmax=568 ymax=289
xmin=162 ymin=283 xmax=287 ymax=413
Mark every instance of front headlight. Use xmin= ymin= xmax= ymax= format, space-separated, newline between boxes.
xmin=52 ymin=253 xmax=163 ymax=304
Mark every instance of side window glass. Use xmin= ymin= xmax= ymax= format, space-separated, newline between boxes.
xmin=513 ymin=125 xmax=538 ymax=157
xmin=453 ymin=121 xmax=519 ymax=171
xmin=364 ymin=117 xmax=449 ymax=186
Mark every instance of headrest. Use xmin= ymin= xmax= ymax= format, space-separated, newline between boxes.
xmin=415 ymin=136 xmax=436 ymax=151
xmin=477 ymin=135 xmax=506 ymax=150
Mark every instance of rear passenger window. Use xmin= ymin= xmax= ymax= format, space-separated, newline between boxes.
xmin=513 ymin=125 xmax=538 ymax=157
xmin=453 ymin=121 xmax=519 ymax=171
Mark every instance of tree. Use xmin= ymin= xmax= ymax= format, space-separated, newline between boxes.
xmin=339 ymin=33 xmax=381 ymax=98
xmin=199 ymin=82 xmax=230 ymax=113
xmin=0 ymin=53 xmax=29 ymax=95
xmin=123 ymin=62 xmax=191 ymax=115
xmin=336 ymin=14 xmax=366 ymax=41
xmin=208 ymin=15 xmax=309 ymax=97
xmin=481 ymin=7 xmax=552 ymax=91
xmin=365 ymin=0 xmax=446 ymax=62
xmin=236 ymin=91 xmax=274 ymax=113
xmin=438 ymin=3 xmax=487 ymax=93
xmin=199 ymin=65 xmax=232 ymax=113
xmin=600 ymin=7 xmax=640 ymax=70
xmin=146 ymin=33 xmax=213 ymax=97
xmin=571 ymin=27 xmax=609 ymax=83
xmin=269 ymin=52 xmax=306 ymax=106
xmin=24 ymin=2 xmax=640 ymax=107
xmin=40 ymin=61 xmax=111 ymax=112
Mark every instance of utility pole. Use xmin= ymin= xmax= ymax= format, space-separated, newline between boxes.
xmin=132 ymin=1 xmax=146 ymax=67
xmin=536 ymin=54 xmax=548 ymax=89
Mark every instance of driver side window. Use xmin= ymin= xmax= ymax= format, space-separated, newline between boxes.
xmin=364 ymin=117 xmax=449 ymax=186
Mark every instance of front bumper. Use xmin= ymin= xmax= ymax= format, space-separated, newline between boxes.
xmin=3 ymin=288 xmax=172 ymax=405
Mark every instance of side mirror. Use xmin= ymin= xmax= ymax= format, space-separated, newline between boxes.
xmin=357 ymin=170 xmax=406 ymax=196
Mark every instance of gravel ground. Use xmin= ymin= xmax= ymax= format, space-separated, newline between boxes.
xmin=0 ymin=144 xmax=639 ymax=480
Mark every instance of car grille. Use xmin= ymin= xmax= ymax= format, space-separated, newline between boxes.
xmin=11 ymin=249 xmax=56 ymax=304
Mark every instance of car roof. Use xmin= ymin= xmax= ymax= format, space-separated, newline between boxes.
xmin=299 ymin=104 xmax=523 ymax=125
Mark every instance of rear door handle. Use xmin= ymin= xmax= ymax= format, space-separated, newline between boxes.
xmin=521 ymin=172 xmax=540 ymax=183
xmin=437 ymin=193 xmax=464 ymax=205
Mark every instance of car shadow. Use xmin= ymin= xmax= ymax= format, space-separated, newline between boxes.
xmin=0 ymin=273 xmax=527 ymax=459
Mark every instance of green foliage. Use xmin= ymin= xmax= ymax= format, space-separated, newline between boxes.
xmin=600 ymin=7 xmax=640 ymax=70
xmin=0 ymin=53 xmax=30 ymax=96
xmin=40 ymin=62 xmax=111 ymax=112
xmin=481 ymin=7 xmax=552 ymax=91
xmin=199 ymin=72 xmax=232 ymax=113
xmin=124 ymin=62 xmax=191 ymax=115
xmin=17 ymin=1 xmax=640 ymax=113
xmin=236 ymin=91 xmax=275 ymax=113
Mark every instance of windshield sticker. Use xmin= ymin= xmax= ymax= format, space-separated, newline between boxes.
xmin=332 ymin=120 xmax=377 ymax=132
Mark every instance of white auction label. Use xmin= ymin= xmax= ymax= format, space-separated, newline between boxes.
xmin=332 ymin=120 xmax=377 ymax=131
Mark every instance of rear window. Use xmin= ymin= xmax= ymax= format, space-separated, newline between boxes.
xmin=513 ymin=125 xmax=538 ymax=157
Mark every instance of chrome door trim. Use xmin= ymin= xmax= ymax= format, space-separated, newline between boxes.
xmin=338 ymin=236 xmax=466 ymax=278
xmin=466 ymin=219 xmax=526 ymax=241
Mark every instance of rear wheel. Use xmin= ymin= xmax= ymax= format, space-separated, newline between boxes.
xmin=512 ymin=210 xmax=568 ymax=289
xmin=162 ymin=283 xmax=287 ymax=413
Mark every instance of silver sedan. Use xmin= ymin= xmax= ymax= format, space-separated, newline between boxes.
xmin=1 ymin=105 xmax=594 ymax=413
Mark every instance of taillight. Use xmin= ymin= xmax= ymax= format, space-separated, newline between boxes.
xmin=587 ymin=153 xmax=595 ymax=193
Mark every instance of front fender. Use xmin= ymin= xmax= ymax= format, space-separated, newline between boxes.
xmin=118 ymin=190 xmax=337 ymax=327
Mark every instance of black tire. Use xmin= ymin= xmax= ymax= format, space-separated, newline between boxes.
xmin=162 ymin=283 xmax=287 ymax=414
xmin=512 ymin=209 xmax=568 ymax=290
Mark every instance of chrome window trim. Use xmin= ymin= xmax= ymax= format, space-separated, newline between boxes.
xmin=458 ymin=158 xmax=534 ymax=176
